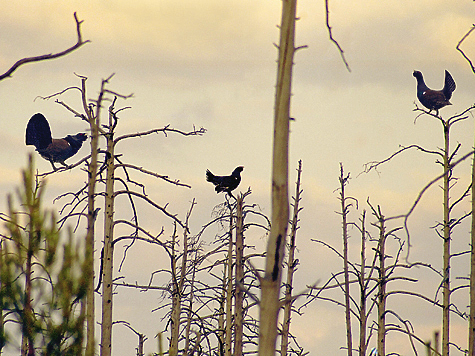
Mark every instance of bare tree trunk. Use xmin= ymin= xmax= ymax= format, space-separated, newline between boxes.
xmin=235 ymin=195 xmax=244 ymax=356
xmin=225 ymin=204 xmax=234 ymax=356
xmin=376 ymin=209 xmax=386 ymax=356
xmin=442 ymin=123 xmax=450 ymax=356
xmin=169 ymin=224 xmax=180 ymax=356
xmin=0 ymin=238 xmax=3 ymax=356
xmin=359 ymin=211 xmax=367 ymax=356
xmin=184 ymin=249 xmax=198 ymax=355
xmin=218 ymin=267 xmax=226 ymax=356
xmin=83 ymin=76 xmax=99 ymax=356
xmin=181 ymin=201 xmax=195 ymax=356
xmin=281 ymin=160 xmax=302 ymax=356
xmin=469 ymin=132 xmax=475 ymax=355
xmin=339 ymin=164 xmax=353 ymax=356
xmin=258 ymin=0 xmax=295 ymax=354
xmin=100 ymin=112 xmax=115 ymax=356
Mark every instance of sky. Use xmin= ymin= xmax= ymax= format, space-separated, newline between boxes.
xmin=1 ymin=0 xmax=475 ymax=355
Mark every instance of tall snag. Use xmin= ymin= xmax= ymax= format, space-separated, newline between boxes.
xmin=339 ymin=163 xmax=353 ymax=356
xmin=259 ymin=0 xmax=296 ymax=354
xmin=281 ymin=160 xmax=303 ymax=356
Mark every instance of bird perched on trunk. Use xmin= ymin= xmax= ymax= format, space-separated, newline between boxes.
xmin=206 ymin=166 xmax=244 ymax=198
xmin=26 ymin=113 xmax=87 ymax=171
xmin=413 ymin=70 xmax=456 ymax=115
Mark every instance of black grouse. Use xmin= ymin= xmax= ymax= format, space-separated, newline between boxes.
xmin=26 ymin=113 xmax=87 ymax=171
xmin=413 ymin=70 xmax=456 ymax=115
xmin=206 ymin=166 xmax=244 ymax=197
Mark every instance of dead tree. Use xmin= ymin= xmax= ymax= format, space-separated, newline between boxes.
xmin=158 ymin=189 xmax=269 ymax=356
xmin=308 ymin=166 xmax=455 ymax=355
xmin=358 ymin=210 xmax=368 ymax=356
xmin=281 ymin=160 xmax=303 ymax=356
xmin=259 ymin=0 xmax=297 ymax=354
xmin=338 ymin=163 xmax=354 ymax=356
xmin=235 ymin=193 xmax=245 ymax=356
xmin=456 ymin=25 xmax=475 ymax=356
xmin=37 ymin=75 xmax=206 ymax=356
xmin=371 ymin=204 xmax=388 ymax=356
xmin=413 ymin=107 xmax=474 ymax=356
xmin=362 ymin=102 xmax=475 ymax=355
xmin=100 ymin=108 xmax=205 ymax=356
xmin=169 ymin=201 xmax=196 ymax=356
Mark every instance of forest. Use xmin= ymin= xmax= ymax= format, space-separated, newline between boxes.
xmin=1 ymin=1 xmax=475 ymax=356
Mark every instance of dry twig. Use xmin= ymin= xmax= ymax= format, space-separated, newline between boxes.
xmin=0 ymin=12 xmax=89 ymax=81
xmin=325 ymin=0 xmax=351 ymax=72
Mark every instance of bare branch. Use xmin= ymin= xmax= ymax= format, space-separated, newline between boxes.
xmin=115 ymin=125 xmax=206 ymax=144
xmin=325 ymin=0 xmax=351 ymax=72
xmin=113 ymin=190 xmax=186 ymax=230
xmin=115 ymin=163 xmax=192 ymax=188
xmin=359 ymin=144 xmax=443 ymax=176
xmin=0 ymin=12 xmax=89 ymax=81
xmin=456 ymin=24 xmax=475 ymax=74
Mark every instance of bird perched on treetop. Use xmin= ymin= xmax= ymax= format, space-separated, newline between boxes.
xmin=26 ymin=113 xmax=87 ymax=171
xmin=206 ymin=166 xmax=244 ymax=198
xmin=413 ymin=70 xmax=456 ymax=115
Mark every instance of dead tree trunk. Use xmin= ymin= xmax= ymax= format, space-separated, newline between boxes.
xmin=339 ymin=164 xmax=353 ymax=356
xmin=225 ymin=202 xmax=234 ymax=356
xmin=359 ymin=210 xmax=367 ymax=356
xmin=281 ymin=160 xmax=303 ymax=356
xmin=235 ymin=195 xmax=244 ymax=356
xmin=169 ymin=224 xmax=180 ymax=356
xmin=184 ymin=248 xmax=198 ymax=356
xmin=442 ymin=121 xmax=451 ymax=356
xmin=100 ymin=107 xmax=116 ymax=356
xmin=83 ymin=75 xmax=101 ymax=356
xmin=218 ymin=266 xmax=226 ymax=356
xmin=374 ymin=207 xmax=387 ymax=356
xmin=170 ymin=200 xmax=195 ymax=356
xmin=470 ymin=139 xmax=475 ymax=356
xmin=0 ymin=238 xmax=3 ymax=355
xmin=259 ymin=0 xmax=296 ymax=354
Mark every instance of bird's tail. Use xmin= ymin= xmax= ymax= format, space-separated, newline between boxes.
xmin=443 ymin=70 xmax=456 ymax=100
xmin=206 ymin=169 xmax=215 ymax=183
xmin=25 ymin=113 xmax=52 ymax=150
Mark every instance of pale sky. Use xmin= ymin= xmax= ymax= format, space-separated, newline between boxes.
xmin=1 ymin=1 xmax=475 ymax=355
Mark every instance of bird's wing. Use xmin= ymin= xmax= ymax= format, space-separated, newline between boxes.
xmin=443 ymin=70 xmax=456 ymax=100
xmin=26 ymin=113 xmax=52 ymax=149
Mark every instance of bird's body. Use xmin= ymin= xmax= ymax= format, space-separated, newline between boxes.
xmin=206 ymin=166 xmax=244 ymax=197
xmin=413 ymin=70 xmax=456 ymax=114
xmin=26 ymin=113 xmax=87 ymax=170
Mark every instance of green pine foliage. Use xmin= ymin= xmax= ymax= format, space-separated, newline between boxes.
xmin=0 ymin=155 xmax=90 ymax=356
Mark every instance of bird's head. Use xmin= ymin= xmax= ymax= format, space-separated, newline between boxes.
xmin=74 ymin=133 xmax=88 ymax=142
xmin=413 ymin=70 xmax=422 ymax=79
xmin=233 ymin=166 xmax=244 ymax=175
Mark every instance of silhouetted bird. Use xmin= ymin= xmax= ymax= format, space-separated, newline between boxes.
xmin=26 ymin=113 xmax=87 ymax=171
xmin=206 ymin=166 xmax=244 ymax=198
xmin=413 ymin=70 xmax=456 ymax=115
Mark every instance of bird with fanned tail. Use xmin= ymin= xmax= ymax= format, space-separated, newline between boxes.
xmin=206 ymin=166 xmax=244 ymax=199
xmin=413 ymin=70 xmax=456 ymax=115
xmin=26 ymin=113 xmax=87 ymax=171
